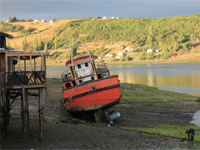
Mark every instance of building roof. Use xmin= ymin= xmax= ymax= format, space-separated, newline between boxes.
xmin=0 ymin=31 xmax=14 ymax=39
xmin=65 ymin=54 xmax=98 ymax=67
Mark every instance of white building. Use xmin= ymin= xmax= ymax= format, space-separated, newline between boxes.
xmin=125 ymin=47 xmax=133 ymax=52
xmin=49 ymin=20 xmax=54 ymax=23
xmin=118 ymin=52 xmax=123 ymax=56
xmin=34 ymin=19 xmax=39 ymax=22
xmin=41 ymin=20 xmax=47 ymax=22
xmin=105 ymin=54 xmax=110 ymax=57
xmin=102 ymin=16 xmax=107 ymax=19
xmin=110 ymin=16 xmax=115 ymax=19
xmin=98 ymin=57 xmax=102 ymax=60
xmin=147 ymin=49 xmax=153 ymax=53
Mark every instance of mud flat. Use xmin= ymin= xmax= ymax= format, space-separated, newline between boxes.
xmin=1 ymin=79 xmax=200 ymax=149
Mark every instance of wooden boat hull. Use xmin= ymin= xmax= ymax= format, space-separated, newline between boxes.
xmin=62 ymin=76 xmax=122 ymax=112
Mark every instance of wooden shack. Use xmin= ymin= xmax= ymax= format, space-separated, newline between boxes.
xmin=0 ymin=31 xmax=49 ymax=144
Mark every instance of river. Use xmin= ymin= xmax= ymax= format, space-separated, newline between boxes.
xmin=47 ymin=63 xmax=200 ymax=96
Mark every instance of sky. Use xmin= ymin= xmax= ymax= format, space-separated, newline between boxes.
xmin=0 ymin=0 xmax=200 ymax=21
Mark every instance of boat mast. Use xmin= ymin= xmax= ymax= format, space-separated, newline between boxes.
xmin=84 ymin=43 xmax=98 ymax=79
xmin=70 ymin=46 xmax=78 ymax=85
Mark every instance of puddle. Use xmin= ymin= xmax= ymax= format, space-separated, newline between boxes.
xmin=191 ymin=110 xmax=200 ymax=127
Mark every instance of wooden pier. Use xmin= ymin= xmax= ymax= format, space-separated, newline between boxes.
xmin=0 ymin=32 xmax=49 ymax=144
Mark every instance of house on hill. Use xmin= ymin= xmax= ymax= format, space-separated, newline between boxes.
xmin=118 ymin=52 xmax=123 ymax=56
xmin=105 ymin=54 xmax=110 ymax=57
xmin=110 ymin=16 xmax=115 ymax=19
xmin=125 ymin=46 xmax=133 ymax=52
xmin=147 ymin=49 xmax=153 ymax=53
xmin=117 ymin=45 xmax=126 ymax=49
xmin=34 ymin=19 xmax=39 ymax=22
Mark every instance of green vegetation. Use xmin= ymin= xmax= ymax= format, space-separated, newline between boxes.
xmin=0 ymin=22 xmax=24 ymax=32
xmin=123 ymin=124 xmax=200 ymax=143
xmin=120 ymin=83 xmax=198 ymax=102
xmin=2 ymin=14 xmax=200 ymax=62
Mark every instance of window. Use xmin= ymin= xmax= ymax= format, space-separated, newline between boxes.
xmin=85 ymin=62 xmax=89 ymax=67
xmin=77 ymin=64 xmax=81 ymax=69
xmin=65 ymin=82 xmax=71 ymax=88
xmin=91 ymin=77 xmax=94 ymax=80
xmin=79 ymin=80 xmax=82 ymax=83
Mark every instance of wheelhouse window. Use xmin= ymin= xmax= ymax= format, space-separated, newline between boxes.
xmin=85 ymin=62 xmax=89 ymax=67
xmin=77 ymin=64 xmax=81 ymax=69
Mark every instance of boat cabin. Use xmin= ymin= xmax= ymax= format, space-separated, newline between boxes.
xmin=62 ymin=54 xmax=110 ymax=88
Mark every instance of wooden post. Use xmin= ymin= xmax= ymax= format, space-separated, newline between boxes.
xmin=39 ymin=88 xmax=45 ymax=141
xmin=24 ymin=60 xmax=26 ymax=71
xmin=0 ymin=89 xmax=3 ymax=144
xmin=34 ymin=58 xmax=36 ymax=71
xmin=21 ymin=87 xmax=29 ymax=141
xmin=30 ymin=55 xmax=32 ymax=71
xmin=18 ymin=56 xmax=20 ymax=72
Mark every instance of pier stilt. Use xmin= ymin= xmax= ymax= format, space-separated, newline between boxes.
xmin=0 ymin=88 xmax=6 ymax=145
xmin=21 ymin=87 xmax=29 ymax=141
xmin=39 ymin=88 xmax=45 ymax=141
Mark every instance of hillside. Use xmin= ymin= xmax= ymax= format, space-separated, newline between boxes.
xmin=1 ymin=15 xmax=200 ymax=65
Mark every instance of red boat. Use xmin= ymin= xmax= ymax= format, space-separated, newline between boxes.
xmin=61 ymin=43 xmax=122 ymax=113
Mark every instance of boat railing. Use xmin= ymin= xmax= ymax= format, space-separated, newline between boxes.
xmin=5 ymin=71 xmax=46 ymax=86
xmin=61 ymin=69 xmax=73 ymax=82
xmin=0 ymin=72 xmax=6 ymax=87
xmin=96 ymin=62 xmax=108 ymax=70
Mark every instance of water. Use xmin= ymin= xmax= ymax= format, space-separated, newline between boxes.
xmin=47 ymin=63 xmax=200 ymax=96
xmin=191 ymin=111 xmax=200 ymax=127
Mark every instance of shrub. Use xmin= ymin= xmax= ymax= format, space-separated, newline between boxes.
xmin=161 ymin=52 xmax=170 ymax=60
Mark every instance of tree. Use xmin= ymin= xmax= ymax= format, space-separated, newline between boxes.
xmin=149 ymin=25 xmax=153 ymax=36
xmin=54 ymin=37 xmax=57 ymax=50
xmin=23 ymin=35 xmax=28 ymax=51
xmin=26 ymin=19 xmax=33 ymax=22
xmin=14 ymin=42 xmax=18 ymax=49
xmin=38 ymin=35 xmax=42 ymax=50
xmin=7 ymin=39 xmax=10 ymax=47
xmin=33 ymin=36 xmax=38 ymax=51
xmin=12 ymin=16 xmax=17 ymax=22
xmin=8 ymin=16 xmax=12 ymax=22
xmin=44 ymin=43 xmax=48 ymax=52
xmin=173 ymin=43 xmax=179 ymax=52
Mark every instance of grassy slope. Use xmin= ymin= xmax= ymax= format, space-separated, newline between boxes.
xmin=1 ymin=15 xmax=200 ymax=65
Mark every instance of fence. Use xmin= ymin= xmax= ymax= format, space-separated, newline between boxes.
xmin=6 ymin=71 xmax=46 ymax=86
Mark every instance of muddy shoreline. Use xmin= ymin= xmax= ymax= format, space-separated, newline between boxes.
xmin=1 ymin=79 xmax=200 ymax=149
